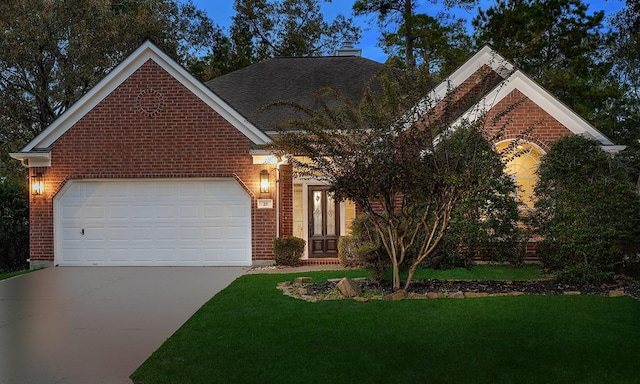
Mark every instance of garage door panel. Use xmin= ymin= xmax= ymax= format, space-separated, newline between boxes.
xmin=84 ymin=227 xmax=105 ymax=241
xmin=156 ymin=205 xmax=176 ymax=219
xmin=180 ymin=205 xmax=200 ymax=219
xmin=56 ymin=179 xmax=252 ymax=266
xmin=227 ymin=226 xmax=249 ymax=240
xmin=62 ymin=204 xmax=83 ymax=219
xmin=203 ymin=248 xmax=223 ymax=262
xmin=62 ymin=227 xmax=82 ymax=242
xmin=226 ymin=248 xmax=248 ymax=262
xmin=108 ymin=226 xmax=130 ymax=241
xmin=131 ymin=205 xmax=153 ymax=220
xmin=179 ymin=226 xmax=199 ymax=240
xmin=108 ymin=205 xmax=129 ymax=220
xmin=63 ymin=250 xmax=83 ymax=264
xmin=227 ymin=204 xmax=249 ymax=218
xmin=131 ymin=247 xmax=153 ymax=262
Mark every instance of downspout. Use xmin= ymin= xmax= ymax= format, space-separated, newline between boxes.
xmin=275 ymin=156 xmax=288 ymax=238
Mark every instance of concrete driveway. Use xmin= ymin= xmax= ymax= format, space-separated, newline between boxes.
xmin=0 ymin=266 xmax=246 ymax=384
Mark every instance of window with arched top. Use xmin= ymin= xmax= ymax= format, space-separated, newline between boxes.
xmin=495 ymin=140 xmax=545 ymax=209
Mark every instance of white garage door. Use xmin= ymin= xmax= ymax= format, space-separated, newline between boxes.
xmin=54 ymin=179 xmax=251 ymax=266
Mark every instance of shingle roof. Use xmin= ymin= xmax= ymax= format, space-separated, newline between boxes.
xmin=205 ymin=56 xmax=383 ymax=133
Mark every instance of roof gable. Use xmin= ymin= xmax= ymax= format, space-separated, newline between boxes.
xmin=17 ymin=41 xmax=271 ymax=156
xmin=432 ymin=45 xmax=615 ymax=147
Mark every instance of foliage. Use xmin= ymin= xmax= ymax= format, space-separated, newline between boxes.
xmin=346 ymin=214 xmax=391 ymax=282
xmin=531 ymin=135 xmax=640 ymax=282
xmin=273 ymin=236 xmax=305 ymax=266
xmin=0 ymin=179 xmax=29 ymax=272
xmin=353 ymin=0 xmax=474 ymax=72
xmin=337 ymin=236 xmax=359 ymax=268
xmin=273 ymin=65 xmax=521 ymax=291
xmin=608 ymin=1 xmax=640 ymax=146
xmin=429 ymin=145 xmax=526 ymax=269
xmin=189 ymin=0 xmax=361 ymax=81
xmin=554 ymin=264 xmax=615 ymax=285
xmin=0 ymin=0 xmax=221 ymax=180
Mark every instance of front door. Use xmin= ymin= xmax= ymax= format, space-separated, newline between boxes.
xmin=308 ymin=186 xmax=340 ymax=258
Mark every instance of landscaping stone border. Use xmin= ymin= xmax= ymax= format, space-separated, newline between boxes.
xmin=277 ymin=277 xmax=638 ymax=302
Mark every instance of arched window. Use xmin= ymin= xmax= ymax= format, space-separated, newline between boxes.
xmin=495 ymin=140 xmax=545 ymax=209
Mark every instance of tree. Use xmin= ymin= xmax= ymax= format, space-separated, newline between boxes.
xmin=234 ymin=1 xmax=360 ymax=64
xmin=0 ymin=179 xmax=29 ymax=272
xmin=0 ymin=0 xmax=222 ymax=181
xmin=472 ymin=0 xmax=627 ymax=143
xmin=608 ymin=0 xmax=640 ymax=146
xmin=353 ymin=0 xmax=475 ymax=72
xmin=273 ymin=66 xmax=520 ymax=291
xmin=532 ymin=135 xmax=640 ymax=283
xmin=189 ymin=0 xmax=361 ymax=81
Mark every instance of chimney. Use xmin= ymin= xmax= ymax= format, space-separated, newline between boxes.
xmin=334 ymin=41 xmax=362 ymax=57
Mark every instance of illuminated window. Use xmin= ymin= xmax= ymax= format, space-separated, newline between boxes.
xmin=496 ymin=141 xmax=544 ymax=208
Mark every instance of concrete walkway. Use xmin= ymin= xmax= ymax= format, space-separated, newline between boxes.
xmin=0 ymin=267 xmax=245 ymax=384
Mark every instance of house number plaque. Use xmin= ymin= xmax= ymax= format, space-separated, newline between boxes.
xmin=257 ymin=199 xmax=274 ymax=209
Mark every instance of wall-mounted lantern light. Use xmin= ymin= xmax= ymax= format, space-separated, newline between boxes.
xmin=260 ymin=169 xmax=270 ymax=194
xmin=31 ymin=173 xmax=44 ymax=196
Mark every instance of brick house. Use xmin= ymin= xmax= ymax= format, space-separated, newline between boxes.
xmin=11 ymin=41 xmax=619 ymax=268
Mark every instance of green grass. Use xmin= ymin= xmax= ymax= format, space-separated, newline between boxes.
xmin=405 ymin=263 xmax=546 ymax=281
xmin=0 ymin=268 xmax=38 ymax=281
xmin=131 ymin=267 xmax=640 ymax=384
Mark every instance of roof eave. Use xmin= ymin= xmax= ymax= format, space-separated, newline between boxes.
xmin=9 ymin=151 xmax=51 ymax=167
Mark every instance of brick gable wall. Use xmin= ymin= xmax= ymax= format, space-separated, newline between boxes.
xmin=29 ymin=60 xmax=277 ymax=264
xmin=484 ymin=88 xmax=572 ymax=151
xmin=441 ymin=67 xmax=573 ymax=149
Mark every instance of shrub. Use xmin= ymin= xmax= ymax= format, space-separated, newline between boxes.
xmin=428 ymin=183 xmax=525 ymax=269
xmin=349 ymin=215 xmax=389 ymax=282
xmin=0 ymin=179 xmax=29 ymax=273
xmin=273 ymin=236 xmax=305 ymax=266
xmin=337 ymin=236 xmax=359 ymax=267
xmin=532 ymin=135 xmax=640 ymax=283
xmin=554 ymin=264 xmax=614 ymax=285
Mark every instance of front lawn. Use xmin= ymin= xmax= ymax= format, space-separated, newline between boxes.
xmin=0 ymin=268 xmax=38 ymax=281
xmin=132 ymin=266 xmax=640 ymax=384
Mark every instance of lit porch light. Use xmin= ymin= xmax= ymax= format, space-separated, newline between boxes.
xmin=260 ymin=169 xmax=270 ymax=194
xmin=31 ymin=173 xmax=44 ymax=196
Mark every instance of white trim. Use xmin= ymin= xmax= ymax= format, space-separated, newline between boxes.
xmin=8 ymin=152 xmax=51 ymax=167
xmin=21 ymin=41 xmax=271 ymax=153
xmin=600 ymin=145 xmax=626 ymax=154
xmin=452 ymin=71 xmax=614 ymax=146
xmin=430 ymin=45 xmax=514 ymax=103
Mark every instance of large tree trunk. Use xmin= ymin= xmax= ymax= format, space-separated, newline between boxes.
xmin=404 ymin=0 xmax=415 ymax=70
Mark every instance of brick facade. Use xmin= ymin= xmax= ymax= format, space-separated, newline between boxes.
xmin=449 ymin=67 xmax=573 ymax=148
xmin=29 ymin=60 xmax=277 ymax=264
xmin=484 ymin=88 xmax=572 ymax=150
xmin=22 ymin=46 xmax=603 ymax=267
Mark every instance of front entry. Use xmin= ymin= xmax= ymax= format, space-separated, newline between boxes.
xmin=308 ymin=186 xmax=340 ymax=258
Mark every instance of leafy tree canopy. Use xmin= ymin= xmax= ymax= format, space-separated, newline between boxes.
xmin=353 ymin=0 xmax=475 ymax=72
xmin=190 ymin=0 xmax=361 ymax=81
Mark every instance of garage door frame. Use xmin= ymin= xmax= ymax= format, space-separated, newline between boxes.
xmin=53 ymin=178 xmax=252 ymax=267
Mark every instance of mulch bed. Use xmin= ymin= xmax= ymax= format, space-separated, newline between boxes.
xmin=303 ymin=278 xmax=640 ymax=300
